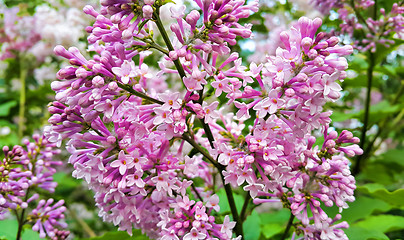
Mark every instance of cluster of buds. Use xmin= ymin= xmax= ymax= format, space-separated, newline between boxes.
xmin=313 ymin=0 xmax=404 ymax=52
xmin=0 ymin=134 xmax=68 ymax=238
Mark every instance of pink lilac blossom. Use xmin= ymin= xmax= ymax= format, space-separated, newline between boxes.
xmin=0 ymin=134 xmax=69 ymax=238
xmin=312 ymin=0 xmax=404 ymax=52
xmin=0 ymin=7 xmax=40 ymax=60
xmin=46 ymin=0 xmax=361 ymax=238
xmin=0 ymin=3 xmax=92 ymax=61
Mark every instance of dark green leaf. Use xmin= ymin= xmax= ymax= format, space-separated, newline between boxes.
xmin=80 ymin=230 xmax=150 ymax=240
xmin=374 ymin=149 xmax=404 ymax=168
xmin=0 ymin=219 xmax=40 ymax=240
xmin=243 ymin=210 xmax=261 ymax=240
xmin=354 ymin=215 xmax=404 ymax=234
xmin=357 ymin=184 xmax=404 ymax=207
xmin=0 ymin=101 xmax=17 ymax=117
xmin=345 ymin=226 xmax=389 ymax=240
xmin=261 ymin=223 xmax=284 ymax=239
xmin=342 ymin=196 xmax=391 ymax=223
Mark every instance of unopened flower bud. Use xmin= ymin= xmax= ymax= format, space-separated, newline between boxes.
xmin=169 ymin=51 xmax=178 ymax=60
xmin=92 ymin=76 xmax=105 ymax=88
xmin=301 ymin=37 xmax=313 ymax=52
xmin=186 ymin=10 xmax=200 ymax=27
xmin=327 ymin=36 xmax=339 ymax=47
xmin=108 ymin=82 xmax=118 ymax=91
xmin=308 ymin=49 xmax=318 ymax=59
xmin=143 ymin=5 xmax=153 ymax=19
xmin=325 ymin=140 xmax=336 ymax=148
xmin=174 ymin=222 xmax=182 ymax=229
xmin=237 ymin=158 xmax=245 ymax=168
xmin=285 ymin=88 xmax=295 ymax=97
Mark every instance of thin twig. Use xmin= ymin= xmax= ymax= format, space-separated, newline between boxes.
xmin=191 ymin=183 xmax=204 ymax=202
xmin=240 ymin=192 xmax=251 ymax=222
xmin=153 ymin=10 xmax=187 ymax=82
xmin=353 ymin=51 xmax=374 ymax=175
xmin=18 ymin=56 xmax=27 ymax=140
xmin=67 ymin=206 xmax=96 ymax=238
xmin=117 ymin=82 xmax=164 ymax=105
xmin=219 ymin=170 xmax=244 ymax=237
xmin=280 ymin=213 xmax=295 ymax=240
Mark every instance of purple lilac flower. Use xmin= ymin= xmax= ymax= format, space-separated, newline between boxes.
xmin=45 ymin=0 xmax=361 ymax=237
xmin=1 ymin=135 xmax=68 ymax=238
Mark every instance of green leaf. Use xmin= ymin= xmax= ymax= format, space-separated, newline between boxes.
xmin=357 ymin=184 xmax=404 ymax=207
xmin=354 ymin=215 xmax=404 ymax=234
xmin=348 ymin=54 xmax=368 ymax=72
xmin=360 ymin=163 xmax=397 ymax=185
xmin=331 ymin=111 xmax=358 ymax=122
xmin=81 ymin=230 xmax=150 ymax=240
xmin=374 ymin=38 xmax=404 ymax=65
xmin=0 ymin=101 xmax=17 ymax=117
xmin=342 ymin=196 xmax=391 ymax=223
xmin=331 ymin=100 xmax=400 ymax=124
xmin=0 ymin=219 xmax=40 ymax=240
xmin=53 ymin=172 xmax=81 ymax=195
xmin=259 ymin=209 xmax=290 ymax=225
xmin=243 ymin=210 xmax=261 ymax=240
xmin=261 ymin=223 xmax=284 ymax=239
xmin=374 ymin=149 xmax=404 ymax=168
xmin=216 ymin=189 xmax=244 ymax=214
xmin=345 ymin=226 xmax=389 ymax=240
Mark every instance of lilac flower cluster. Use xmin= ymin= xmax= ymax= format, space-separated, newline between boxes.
xmin=46 ymin=0 xmax=361 ymax=239
xmin=312 ymin=0 xmax=404 ymax=52
xmin=0 ymin=134 xmax=68 ymax=239
xmin=0 ymin=3 xmax=92 ymax=62
xmin=203 ymin=17 xmax=361 ymax=239
xmin=0 ymin=7 xmax=40 ymax=60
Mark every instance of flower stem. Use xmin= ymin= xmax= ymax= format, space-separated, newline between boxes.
xmin=67 ymin=206 xmax=96 ymax=238
xmin=182 ymin=133 xmax=219 ymax=168
xmin=280 ymin=213 xmax=295 ymax=240
xmin=358 ymin=82 xmax=404 ymax=166
xmin=16 ymin=187 xmax=30 ymax=240
xmin=116 ymin=82 xmax=164 ymax=105
xmin=353 ymin=51 xmax=374 ymax=175
xmin=240 ymin=192 xmax=251 ymax=222
xmin=153 ymin=10 xmax=187 ymax=82
xmin=220 ymin=170 xmax=244 ymax=237
xmin=182 ymin=134 xmax=244 ymax=237
xmin=18 ymin=58 xmax=27 ymax=140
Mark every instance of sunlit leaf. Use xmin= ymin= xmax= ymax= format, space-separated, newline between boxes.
xmin=357 ymin=184 xmax=404 ymax=207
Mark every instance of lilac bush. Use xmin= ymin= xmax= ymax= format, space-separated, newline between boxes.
xmin=42 ymin=0 xmax=365 ymax=239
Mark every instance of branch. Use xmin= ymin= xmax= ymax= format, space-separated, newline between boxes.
xmin=219 ymin=170 xmax=244 ymax=237
xmin=353 ymin=51 xmax=374 ymax=175
xmin=117 ymin=82 xmax=164 ymax=105
xmin=240 ymin=191 xmax=251 ymax=222
xmin=18 ymin=56 xmax=27 ymax=140
xmin=182 ymin=133 xmax=219 ymax=168
xmin=67 ymin=206 xmax=96 ymax=238
xmin=358 ymin=82 xmax=404 ymax=163
xmin=153 ymin=10 xmax=187 ymax=81
xmin=280 ymin=213 xmax=295 ymax=240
